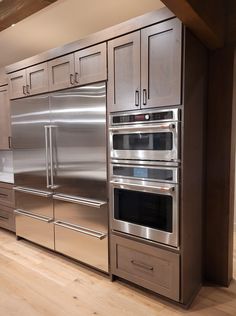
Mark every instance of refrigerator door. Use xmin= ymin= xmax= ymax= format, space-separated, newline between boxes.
xmin=11 ymin=95 xmax=51 ymax=191
xmin=50 ymin=83 xmax=107 ymax=200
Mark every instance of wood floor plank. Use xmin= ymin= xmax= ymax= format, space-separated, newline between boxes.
xmin=0 ymin=228 xmax=236 ymax=315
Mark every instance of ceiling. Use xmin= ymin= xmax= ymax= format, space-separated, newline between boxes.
xmin=0 ymin=0 xmax=57 ymax=31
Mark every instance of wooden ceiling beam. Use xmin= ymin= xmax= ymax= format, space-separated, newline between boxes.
xmin=161 ymin=0 xmax=226 ymax=49
xmin=0 ymin=0 xmax=57 ymax=32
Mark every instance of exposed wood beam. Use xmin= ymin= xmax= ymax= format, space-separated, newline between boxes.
xmin=0 ymin=0 xmax=57 ymax=32
xmin=161 ymin=0 xmax=226 ymax=49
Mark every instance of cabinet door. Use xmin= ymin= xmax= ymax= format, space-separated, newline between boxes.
xmin=74 ymin=43 xmax=107 ymax=85
xmin=8 ymin=69 xmax=27 ymax=99
xmin=0 ymin=85 xmax=11 ymax=149
xmin=141 ymin=19 xmax=182 ymax=108
xmin=108 ymin=32 xmax=140 ymax=112
xmin=27 ymin=62 xmax=49 ymax=95
xmin=48 ymin=54 xmax=75 ymax=91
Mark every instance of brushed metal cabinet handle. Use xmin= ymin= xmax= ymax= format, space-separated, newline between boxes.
xmin=53 ymin=194 xmax=107 ymax=208
xmin=143 ymin=89 xmax=147 ymax=105
xmin=26 ymin=84 xmax=30 ymax=94
xmin=13 ymin=186 xmax=52 ymax=197
xmin=75 ymin=72 xmax=79 ymax=84
xmin=14 ymin=209 xmax=53 ymax=223
xmin=135 ymin=90 xmax=139 ymax=107
xmin=44 ymin=126 xmax=50 ymax=188
xmin=70 ymin=73 xmax=74 ymax=85
xmin=131 ymin=259 xmax=154 ymax=271
xmin=22 ymin=86 xmax=26 ymax=95
xmin=110 ymin=180 xmax=175 ymax=193
xmin=49 ymin=126 xmax=54 ymax=188
xmin=8 ymin=136 xmax=12 ymax=149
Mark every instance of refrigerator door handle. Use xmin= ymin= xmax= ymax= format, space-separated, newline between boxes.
xmin=54 ymin=220 xmax=107 ymax=240
xmin=13 ymin=186 xmax=53 ymax=197
xmin=44 ymin=126 xmax=51 ymax=188
xmin=49 ymin=126 xmax=54 ymax=189
xmin=14 ymin=209 xmax=53 ymax=223
xmin=53 ymin=194 xmax=107 ymax=208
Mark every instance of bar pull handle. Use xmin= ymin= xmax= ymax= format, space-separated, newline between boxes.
xmin=53 ymin=194 xmax=107 ymax=208
xmin=22 ymin=86 xmax=26 ymax=95
xmin=70 ymin=73 xmax=74 ymax=85
xmin=26 ymin=84 xmax=30 ymax=94
xmin=75 ymin=72 xmax=79 ymax=84
xmin=13 ymin=186 xmax=52 ymax=197
xmin=14 ymin=209 xmax=53 ymax=223
xmin=109 ymin=123 xmax=176 ymax=132
xmin=131 ymin=260 xmax=154 ymax=271
xmin=8 ymin=136 xmax=12 ymax=149
xmin=143 ymin=89 xmax=147 ymax=105
xmin=135 ymin=90 xmax=139 ymax=107
xmin=44 ymin=126 xmax=50 ymax=188
xmin=110 ymin=180 xmax=175 ymax=193
xmin=54 ymin=221 xmax=107 ymax=240
xmin=49 ymin=126 xmax=54 ymax=188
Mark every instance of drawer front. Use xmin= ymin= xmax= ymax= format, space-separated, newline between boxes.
xmin=15 ymin=211 xmax=54 ymax=249
xmin=0 ymin=187 xmax=14 ymax=207
xmin=111 ymin=235 xmax=180 ymax=301
xmin=0 ymin=205 xmax=15 ymax=232
xmin=54 ymin=198 xmax=108 ymax=233
xmin=55 ymin=222 xmax=108 ymax=272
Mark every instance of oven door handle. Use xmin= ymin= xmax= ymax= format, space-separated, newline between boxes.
xmin=109 ymin=123 xmax=176 ymax=132
xmin=110 ymin=180 xmax=175 ymax=193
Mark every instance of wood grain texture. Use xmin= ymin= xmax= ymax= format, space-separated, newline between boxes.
xmin=204 ymin=45 xmax=235 ymax=286
xmin=161 ymin=0 xmax=226 ymax=49
xmin=0 ymin=229 xmax=236 ymax=314
xmin=0 ymin=0 xmax=57 ymax=32
xmin=227 ymin=0 xmax=236 ymax=43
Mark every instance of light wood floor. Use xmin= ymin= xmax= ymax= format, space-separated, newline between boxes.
xmin=0 ymin=229 xmax=236 ymax=316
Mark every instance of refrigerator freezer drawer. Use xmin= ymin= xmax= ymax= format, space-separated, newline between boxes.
xmin=15 ymin=210 xmax=54 ymax=250
xmin=54 ymin=194 xmax=108 ymax=233
xmin=54 ymin=221 xmax=109 ymax=273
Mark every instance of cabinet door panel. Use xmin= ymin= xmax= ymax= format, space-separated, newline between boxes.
xmin=8 ymin=69 xmax=26 ymax=99
xmin=27 ymin=62 xmax=49 ymax=95
xmin=48 ymin=54 xmax=74 ymax=91
xmin=141 ymin=19 xmax=182 ymax=108
xmin=108 ymin=32 xmax=140 ymax=112
xmin=74 ymin=43 xmax=107 ymax=85
xmin=0 ymin=85 xmax=11 ymax=149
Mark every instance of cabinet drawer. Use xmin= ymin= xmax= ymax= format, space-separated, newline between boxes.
xmin=0 ymin=205 xmax=15 ymax=232
xmin=111 ymin=235 xmax=180 ymax=301
xmin=0 ymin=187 xmax=14 ymax=207
xmin=54 ymin=221 xmax=108 ymax=272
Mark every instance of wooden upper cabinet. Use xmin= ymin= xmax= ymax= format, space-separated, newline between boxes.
xmin=141 ymin=19 xmax=182 ymax=108
xmin=74 ymin=43 xmax=107 ymax=85
xmin=48 ymin=54 xmax=75 ymax=91
xmin=0 ymin=85 xmax=11 ymax=149
xmin=8 ymin=69 xmax=26 ymax=99
xmin=48 ymin=43 xmax=107 ymax=92
xmin=108 ymin=32 xmax=140 ymax=112
xmin=8 ymin=63 xmax=49 ymax=99
xmin=27 ymin=63 xmax=49 ymax=95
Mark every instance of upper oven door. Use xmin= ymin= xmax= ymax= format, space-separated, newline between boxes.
xmin=109 ymin=122 xmax=179 ymax=162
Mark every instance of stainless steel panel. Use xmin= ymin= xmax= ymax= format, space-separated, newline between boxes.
xmin=50 ymin=83 xmax=107 ymax=200
xmin=15 ymin=209 xmax=54 ymax=249
xmin=11 ymin=94 xmax=51 ymax=190
xmin=110 ymin=178 xmax=179 ymax=247
xmin=15 ymin=189 xmax=53 ymax=218
xmin=54 ymin=195 xmax=108 ymax=233
xmin=54 ymin=221 xmax=108 ymax=272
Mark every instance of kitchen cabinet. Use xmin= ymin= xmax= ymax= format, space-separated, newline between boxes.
xmin=0 ymin=85 xmax=11 ymax=149
xmin=8 ymin=62 xmax=48 ymax=99
xmin=108 ymin=18 xmax=182 ymax=112
xmin=0 ymin=183 xmax=15 ymax=232
xmin=48 ymin=43 xmax=107 ymax=91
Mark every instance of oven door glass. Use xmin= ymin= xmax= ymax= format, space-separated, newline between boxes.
xmin=113 ymin=132 xmax=173 ymax=151
xmin=114 ymin=188 xmax=173 ymax=232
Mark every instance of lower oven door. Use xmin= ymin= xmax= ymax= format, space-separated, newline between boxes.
xmin=110 ymin=179 xmax=179 ymax=247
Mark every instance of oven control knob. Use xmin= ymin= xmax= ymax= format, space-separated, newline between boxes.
xmin=145 ymin=114 xmax=150 ymax=120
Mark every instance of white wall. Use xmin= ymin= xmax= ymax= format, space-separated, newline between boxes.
xmin=0 ymin=0 xmax=164 ymax=69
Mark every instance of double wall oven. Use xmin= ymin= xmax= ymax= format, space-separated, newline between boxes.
xmin=109 ymin=108 xmax=180 ymax=248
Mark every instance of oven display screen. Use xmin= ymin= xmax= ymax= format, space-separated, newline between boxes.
xmin=133 ymin=167 xmax=148 ymax=178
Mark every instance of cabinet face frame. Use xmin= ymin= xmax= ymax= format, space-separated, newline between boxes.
xmin=0 ymin=85 xmax=11 ymax=149
xmin=107 ymin=31 xmax=141 ymax=113
xmin=48 ymin=54 xmax=75 ymax=91
xmin=74 ymin=43 xmax=107 ymax=86
xmin=27 ymin=62 xmax=49 ymax=96
xmin=141 ymin=18 xmax=182 ymax=108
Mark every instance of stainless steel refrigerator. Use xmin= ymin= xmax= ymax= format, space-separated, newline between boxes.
xmin=11 ymin=83 xmax=108 ymax=272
